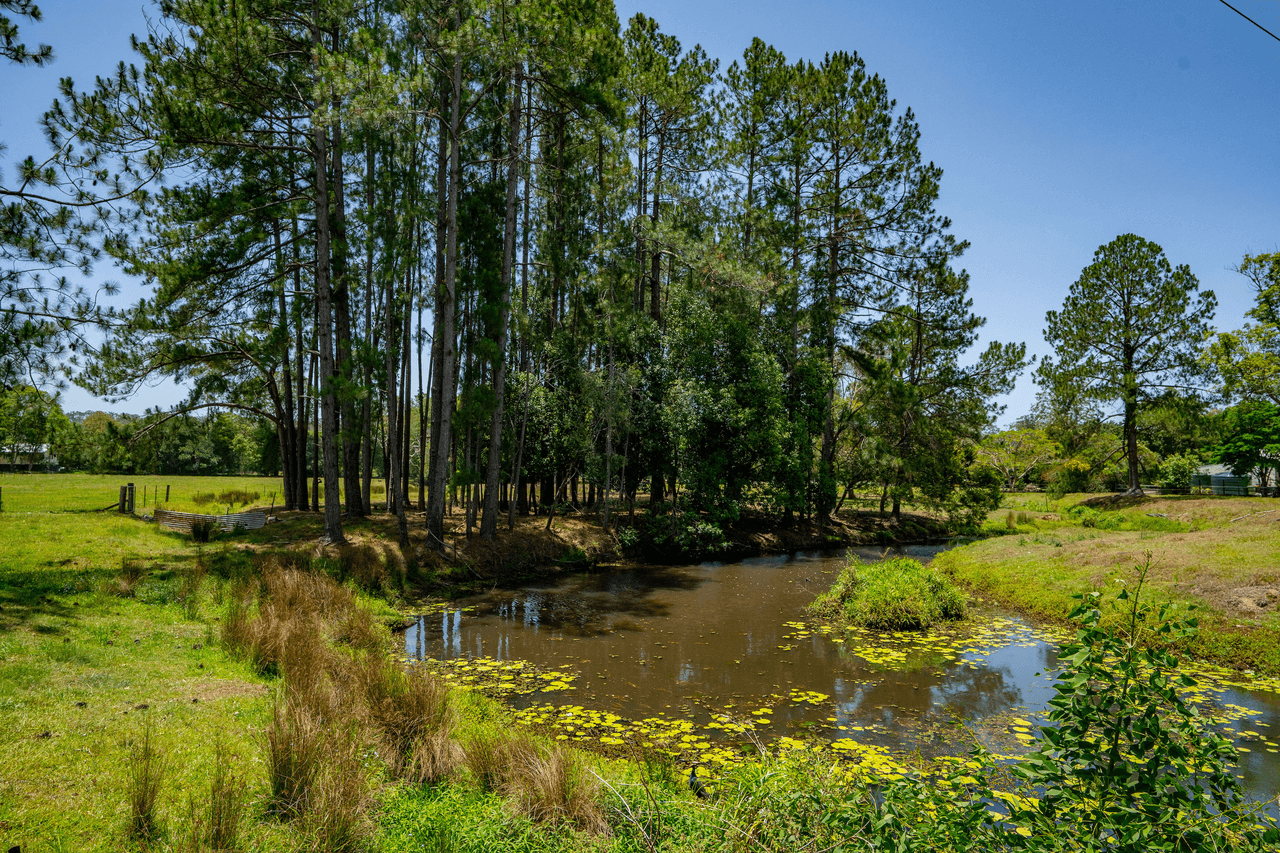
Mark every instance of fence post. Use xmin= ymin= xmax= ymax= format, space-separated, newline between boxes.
xmin=0 ymin=485 xmax=4 ymax=512
xmin=119 ymin=485 xmax=127 ymax=514
xmin=127 ymin=483 xmax=135 ymax=514
xmin=165 ymin=484 xmax=170 ymax=502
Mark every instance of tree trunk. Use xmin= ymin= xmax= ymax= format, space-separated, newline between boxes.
xmin=384 ymin=235 xmax=408 ymax=548
xmin=481 ymin=66 xmax=521 ymax=539
xmin=1124 ymin=375 xmax=1143 ymax=495
xmin=331 ymin=115 xmax=364 ymax=517
xmin=361 ymin=141 xmax=375 ymax=512
xmin=426 ymin=47 xmax=463 ymax=549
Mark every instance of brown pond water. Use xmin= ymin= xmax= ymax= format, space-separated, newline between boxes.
xmin=404 ymin=545 xmax=1280 ymax=807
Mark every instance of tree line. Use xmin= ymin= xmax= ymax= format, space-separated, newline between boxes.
xmin=5 ymin=2 xmax=1274 ymax=546
xmin=4 ymin=0 xmax=1027 ymax=546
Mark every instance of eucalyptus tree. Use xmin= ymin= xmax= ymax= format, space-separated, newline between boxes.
xmin=1038 ymin=234 xmax=1216 ymax=495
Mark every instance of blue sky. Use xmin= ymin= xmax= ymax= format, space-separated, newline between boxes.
xmin=3 ymin=0 xmax=1277 ymax=421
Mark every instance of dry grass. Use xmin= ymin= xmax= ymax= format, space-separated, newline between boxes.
xmin=303 ymin=738 xmax=370 ymax=853
xmin=265 ymin=695 xmax=326 ymax=820
xmin=504 ymin=743 xmax=607 ymax=834
xmin=102 ymin=557 xmax=147 ymax=598
xmin=461 ymin=731 xmax=607 ymax=833
xmin=128 ymin=721 xmax=166 ymax=840
xmin=221 ymin=564 xmax=356 ymax=676
xmin=334 ymin=605 xmax=387 ymax=652
xmin=358 ymin=653 xmax=461 ymax=784
xmin=463 ymin=731 xmax=537 ymax=793
xmin=339 ymin=543 xmax=387 ymax=591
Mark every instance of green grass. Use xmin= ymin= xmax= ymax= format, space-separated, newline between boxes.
xmin=0 ymin=473 xmax=291 ymax=514
xmin=812 ymin=556 xmax=966 ymax=630
xmin=939 ymin=492 xmax=1280 ymax=674
xmin=0 ymin=472 xmax=396 ymax=515
xmin=5 ymin=493 xmax=1279 ymax=850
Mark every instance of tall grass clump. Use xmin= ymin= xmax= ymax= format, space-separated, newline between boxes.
xmin=189 ymin=519 xmax=218 ymax=543
xmin=265 ymin=696 xmax=325 ymax=819
xmin=462 ymin=732 xmax=604 ymax=833
xmin=178 ymin=562 xmax=207 ymax=619
xmin=505 ymin=744 xmax=607 ymax=834
xmin=338 ymin=543 xmax=387 ymax=592
xmin=811 ymin=556 xmax=965 ymax=630
xmin=217 ymin=489 xmax=260 ymax=507
xmin=303 ymin=742 xmax=368 ymax=853
xmin=103 ymin=557 xmax=147 ymax=598
xmin=184 ymin=743 xmax=247 ymax=852
xmin=358 ymin=653 xmax=461 ymax=784
xmin=128 ymin=721 xmax=166 ymax=840
xmin=463 ymin=731 xmax=536 ymax=793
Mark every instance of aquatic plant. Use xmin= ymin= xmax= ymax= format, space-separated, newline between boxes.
xmin=811 ymin=556 xmax=966 ymax=630
xmin=1005 ymin=556 xmax=1278 ymax=849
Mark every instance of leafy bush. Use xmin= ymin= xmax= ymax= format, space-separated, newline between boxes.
xmin=616 ymin=525 xmax=639 ymax=549
xmin=643 ymin=505 xmax=730 ymax=555
xmin=1004 ymin=558 xmax=1279 ymax=850
xmin=1066 ymin=505 xmax=1122 ymax=530
xmin=1157 ymin=452 xmax=1201 ymax=494
xmin=811 ymin=557 xmax=965 ymax=630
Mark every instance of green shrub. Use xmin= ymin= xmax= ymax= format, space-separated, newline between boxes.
xmin=217 ymin=489 xmax=261 ymax=507
xmin=811 ymin=557 xmax=965 ymax=630
xmin=616 ymin=526 xmax=639 ymax=549
xmin=1005 ymin=558 xmax=1279 ymax=849
xmin=1157 ymin=453 xmax=1201 ymax=494
xmin=1066 ymin=505 xmax=1123 ymax=530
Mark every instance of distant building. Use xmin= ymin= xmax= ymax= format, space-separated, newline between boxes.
xmin=1 ymin=443 xmax=59 ymax=472
xmin=1194 ymin=464 xmax=1263 ymax=496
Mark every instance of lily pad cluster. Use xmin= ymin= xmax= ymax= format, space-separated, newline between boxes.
xmin=407 ymin=654 xmax=577 ymax=695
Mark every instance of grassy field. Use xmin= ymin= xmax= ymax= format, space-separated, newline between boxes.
xmin=0 ymin=472 xmax=396 ymax=515
xmin=936 ymin=492 xmax=1280 ymax=673
xmin=0 ymin=473 xmax=290 ymax=514
xmin=4 ymin=478 xmax=1280 ymax=850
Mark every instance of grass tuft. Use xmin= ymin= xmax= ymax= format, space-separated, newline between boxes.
xmin=359 ymin=652 xmax=461 ymax=784
xmin=338 ymin=543 xmax=387 ymax=592
xmin=183 ymin=742 xmax=247 ymax=852
xmin=128 ymin=720 xmax=166 ymax=840
xmin=811 ymin=556 xmax=966 ymax=630
xmin=303 ymin=738 xmax=368 ymax=853
xmin=103 ymin=557 xmax=147 ymax=598
xmin=264 ymin=695 xmax=325 ymax=820
xmin=463 ymin=731 xmax=537 ymax=793
xmin=504 ymin=743 xmax=607 ymax=834
xmin=190 ymin=519 xmax=217 ymax=543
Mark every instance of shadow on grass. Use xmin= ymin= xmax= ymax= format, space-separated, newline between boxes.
xmin=0 ymin=554 xmax=200 ymax=632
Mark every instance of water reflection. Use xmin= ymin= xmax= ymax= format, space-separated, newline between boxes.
xmin=403 ymin=544 xmax=1280 ymax=805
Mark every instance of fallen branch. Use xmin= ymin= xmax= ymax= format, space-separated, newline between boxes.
xmin=1230 ymin=510 xmax=1278 ymax=523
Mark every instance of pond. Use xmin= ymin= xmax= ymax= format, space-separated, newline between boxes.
xmin=403 ymin=545 xmax=1280 ymax=808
